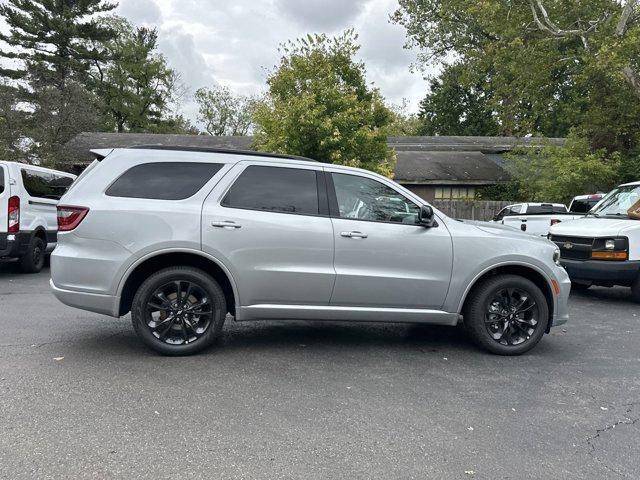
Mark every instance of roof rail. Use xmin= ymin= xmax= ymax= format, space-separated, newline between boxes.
xmin=127 ymin=145 xmax=318 ymax=162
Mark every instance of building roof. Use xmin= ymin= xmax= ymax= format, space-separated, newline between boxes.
xmin=64 ymin=132 xmax=253 ymax=163
xmin=64 ymin=132 xmax=562 ymax=184
xmin=387 ymin=135 xmax=563 ymax=153
xmin=393 ymin=151 xmax=509 ymax=185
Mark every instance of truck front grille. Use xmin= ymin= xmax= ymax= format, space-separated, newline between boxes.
xmin=549 ymin=235 xmax=594 ymax=261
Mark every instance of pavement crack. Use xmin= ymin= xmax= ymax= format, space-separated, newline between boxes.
xmin=586 ymin=401 xmax=640 ymax=479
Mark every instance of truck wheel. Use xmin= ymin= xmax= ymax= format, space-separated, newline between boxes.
xmin=19 ymin=236 xmax=46 ymax=273
xmin=463 ymin=274 xmax=549 ymax=355
xmin=131 ymin=266 xmax=226 ymax=356
xmin=631 ymin=276 xmax=640 ymax=303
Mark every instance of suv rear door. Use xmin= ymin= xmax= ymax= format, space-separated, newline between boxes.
xmin=201 ymin=162 xmax=335 ymax=312
xmin=326 ymin=169 xmax=453 ymax=309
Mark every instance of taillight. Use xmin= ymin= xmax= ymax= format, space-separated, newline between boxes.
xmin=550 ymin=219 xmax=561 ymax=226
xmin=57 ymin=205 xmax=89 ymax=232
xmin=8 ymin=196 xmax=19 ymax=233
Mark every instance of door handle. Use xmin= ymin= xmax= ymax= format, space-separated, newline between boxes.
xmin=211 ymin=221 xmax=242 ymax=229
xmin=341 ymin=231 xmax=368 ymax=238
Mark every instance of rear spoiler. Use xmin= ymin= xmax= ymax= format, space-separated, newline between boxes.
xmin=90 ymin=148 xmax=113 ymax=161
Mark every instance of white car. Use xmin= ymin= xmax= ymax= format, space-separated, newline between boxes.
xmin=549 ymin=181 xmax=640 ymax=300
xmin=0 ymin=161 xmax=76 ymax=272
xmin=491 ymin=203 xmax=582 ymax=236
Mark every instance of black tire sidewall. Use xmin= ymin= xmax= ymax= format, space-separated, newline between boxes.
xmin=464 ymin=275 xmax=549 ymax=355
xmin=20 ymin=236 xmax=46 ymax=273
xmin=131 ymin=267 xmax=227 ymax=355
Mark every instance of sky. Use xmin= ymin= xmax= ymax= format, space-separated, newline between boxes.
xmin=115 ymin=0 xmax=431 ymax=127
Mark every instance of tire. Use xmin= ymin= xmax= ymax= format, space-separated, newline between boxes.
xmin=463 ymin=274 xmax=549 ymax=355
xmin=131 ymin=266 xmax=227 ymax=355
xmin=571 ymin=282 xmax=591 ymax=292
xmin=631 ymin=275 xmax=640 ymax=303
xmin=19 ymin=236 xmax=46 ymax=273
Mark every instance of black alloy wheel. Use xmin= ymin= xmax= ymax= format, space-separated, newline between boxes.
xmin=146 ymin=280 xmax=213 ymax=345
xmin=484 ymin=287 xmax=539 ymax=346
xmin=131 ymin=267 xmax=226 ymax=355
xmin=463 ymin=274 xmax=549 ymax=355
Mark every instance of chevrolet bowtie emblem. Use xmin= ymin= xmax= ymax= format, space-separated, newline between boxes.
xmin=563 ymin=242 xmax=574 ymax=249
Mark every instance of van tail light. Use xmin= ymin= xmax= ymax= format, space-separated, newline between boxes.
xmin=550 ymin=219 xmax=561 ymax=226
xmin=8 ymin=196 xmax=19 ymax=233
xmin=57 ymin=205 xmax=89 ymax=232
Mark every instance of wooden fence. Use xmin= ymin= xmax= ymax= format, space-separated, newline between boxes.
xmin=431 ymin=200 xmax=512 ymax=221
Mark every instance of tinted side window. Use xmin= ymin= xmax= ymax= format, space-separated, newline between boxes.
xmin=222 ymin=165 xmax=319 ymax=215
xmin=106 ymin=162 xmax=223 ymax=200
xmin=0 ymin=167 xmax=4 ymax=195
xmin=331 ymin=173 xmax=420 ymax=224
xmin=21 ymin=169 xmax=73 ymax=200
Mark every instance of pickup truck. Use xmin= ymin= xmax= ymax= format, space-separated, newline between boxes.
xmin=549 ymin=181 xmax=640 ymax=301
xmin=491 ymin=203 xmax=583 ymax=236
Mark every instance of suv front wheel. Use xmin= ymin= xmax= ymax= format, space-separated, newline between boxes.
xmin=463 ymin=274 xmax=549 ymax=355
xmin=131 ymin=267 xmax=227 ymax=355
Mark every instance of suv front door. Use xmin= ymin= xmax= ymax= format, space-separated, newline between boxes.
xmin=326 ymin=170 xmax=453 ymax=309
xmin=201 ymin=162 xmax=335 ymax=315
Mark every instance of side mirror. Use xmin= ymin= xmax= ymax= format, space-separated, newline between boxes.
xmin=492 ymin=215 xmax=499 ymax=221
xmin=418 ymin=205 xmax=436 ymax=227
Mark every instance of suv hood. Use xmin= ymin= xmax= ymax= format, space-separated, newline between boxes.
xmin=549 ymin=217 xmax=640 ymax=237
xmin=463 ymin=220 xmax=550 ymax=243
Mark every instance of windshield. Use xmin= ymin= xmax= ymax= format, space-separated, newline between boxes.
xmin=591 ymin=185 xmax=640 ymax=219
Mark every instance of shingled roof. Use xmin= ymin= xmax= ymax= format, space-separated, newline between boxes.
xmin=64 ymin=132 xmax=563 ymax=183
xmin=393 ymin=151 xmax=508 ymax=185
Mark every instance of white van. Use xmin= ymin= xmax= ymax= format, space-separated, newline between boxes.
xmin=0 ymin=161 xmax=76 ymax=272
xmin=549 ymin=181 xmax=640 ymax=300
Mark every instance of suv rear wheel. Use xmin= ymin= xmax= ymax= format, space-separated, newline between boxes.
xmin=463 ymin=274 xmax=549 ymax=355
xmin=131 ymin=266 xmax=226 ymax=355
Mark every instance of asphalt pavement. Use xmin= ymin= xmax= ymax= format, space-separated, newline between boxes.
xmin=1 ymin=262 xmax=639 ymax=479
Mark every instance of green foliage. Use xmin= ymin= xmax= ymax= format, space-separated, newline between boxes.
xmin=393 ymin=0 xmax=640 ymax=193
xmin=475 ymin=182 xmax=527 ymax=202
xmin=0 ymin=82 xmax=26 ymax=162
xmin=195 ymin=86 xmax=256 ymax=136
xmin=385 ymin=99 xmax=422 ymax=136
xmin=253 ymin=30 xmax=395 ymax=176
xmin=417 ymin=64 xmax=498 ymax=136
xmin=507 ymin=135 xmax=621 ymax=203
xmin=94 ymin=17 xmax=182 ymax=133
xmin=0 ymin=0 xmax=115 ymax=163
xmin=0 ymin=0 xmax=116 ymax=87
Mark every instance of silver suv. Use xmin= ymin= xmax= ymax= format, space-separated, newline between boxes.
xmin=51 ymin=146 xmax=570 ymax=355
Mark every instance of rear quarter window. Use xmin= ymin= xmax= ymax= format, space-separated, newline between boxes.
xmin=0 ymin=166 xmax=5 ymax=195
xmin=105 ymin=162 xmax=224 ymax=200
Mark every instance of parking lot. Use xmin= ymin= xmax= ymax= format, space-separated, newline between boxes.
xmin=0 ymin=263 xmax=638 ymax=479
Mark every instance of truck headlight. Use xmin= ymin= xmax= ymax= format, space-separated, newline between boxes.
xmin=591 ymin=237 xmax=628 ymax=260
xmin=553 ymin=248 xmax=561 ymax=266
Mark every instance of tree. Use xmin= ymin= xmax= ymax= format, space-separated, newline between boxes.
xmin=94 ymin=17 xmax=183 ymax=133
xmin=0 ymin=82 xmax=26 ymax=162
xmin=393 ymin=0 xmax=640 ymax=191
xmin=417 ymin=64 xmax=498 ymax=136
xmin=0 ymin=0 xmax=115 ymax=163
xmin=0 ymin=0 xmax=116 ymax=88
xmin=253 ymin=30 xmax=395 ymax=176
xmin=507 ymin=134 xmax=621 ymax=203
xmin=194 ymin=86 xmax=256 ymax=136
xmin=384 ymin=98 xmax=422 ymax=136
